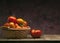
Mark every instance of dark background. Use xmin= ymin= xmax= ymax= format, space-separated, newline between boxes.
xmin=0 ymin=0 xmax=60 ymax=34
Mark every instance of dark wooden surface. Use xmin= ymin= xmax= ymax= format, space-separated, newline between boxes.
xmin=0 ymin=35 xmax=60 ymax=41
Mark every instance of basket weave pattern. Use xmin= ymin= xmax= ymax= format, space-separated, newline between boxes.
xmin=1 ymin=28 xmax=30 ymax=39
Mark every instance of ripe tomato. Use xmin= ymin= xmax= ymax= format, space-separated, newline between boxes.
xmin=4 ymin=22 xmax=10 ymax=27
xmin=23 ymin=21 xmax=28 ymax=27
xmin=30 ymin=29 xmax=42 ymax=38
xmin=15 ymin=23 xmax=21 ymax=28
xmin=9 ymin=22 xmax=15 ymax=28
xmin=16 ymin=18 xmax=24 ymax=24
xmin=8 ymin=16 xmax=17 ymax=24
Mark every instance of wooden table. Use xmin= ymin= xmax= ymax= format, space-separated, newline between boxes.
xmin=0 ymin=35 xmax=60 ymax=41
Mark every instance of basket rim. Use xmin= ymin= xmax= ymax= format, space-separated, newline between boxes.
xmin=8 ymin=28 xmax=30 ymax=31
xmin=0 ymin=26 xmax=31 ymax=31
xmin=2 ymin=28 xmax=31 ymax=31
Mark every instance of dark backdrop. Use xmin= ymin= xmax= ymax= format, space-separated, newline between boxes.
xmin=0 ymin=0 xmax=60 ymax=34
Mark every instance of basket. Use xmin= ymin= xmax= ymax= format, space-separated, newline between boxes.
xmin=0 ymin=27 xmax=30 ymax=39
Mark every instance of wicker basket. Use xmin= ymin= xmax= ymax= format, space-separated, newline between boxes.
xmin=1 ymin=27 xmax=30 ymax=39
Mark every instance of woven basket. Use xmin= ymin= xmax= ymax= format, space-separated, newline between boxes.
xmin=1 ymin=27 xmax=30 ymax=39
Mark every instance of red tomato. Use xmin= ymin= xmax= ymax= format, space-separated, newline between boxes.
xmin=4 ymin=22 xmax=10 ymax=27
xmin=8 ymin=16 xmax=17 ymax=24
xmin=30 ymin=29 xmax=42 ymax=38
xmin=23 ymin=21 xmax=28 ymax=27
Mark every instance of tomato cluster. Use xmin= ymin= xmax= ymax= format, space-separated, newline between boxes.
xmin=4 ymin=16 xmax=28 ymax=29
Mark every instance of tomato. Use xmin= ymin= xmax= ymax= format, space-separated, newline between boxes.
xmin=16 ymin=18 xmax=24 ymax=24
xmin=4 ymin=22 xmax=10 ymax=27
xmin=30 ymin=29 xmax=42 ymax=38
xmin=15 ymin=23 xmax=21 ymax=28
xmin=23 ymin=21 xmax=28 ymax=27
xmin=8 ymin=16 xmax=17 ymax=24
xmin=9 ymin=22 xmax=15 ymax=28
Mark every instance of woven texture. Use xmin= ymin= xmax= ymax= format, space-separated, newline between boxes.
xmin=1 ymin=28 xmax=30 ymax=39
